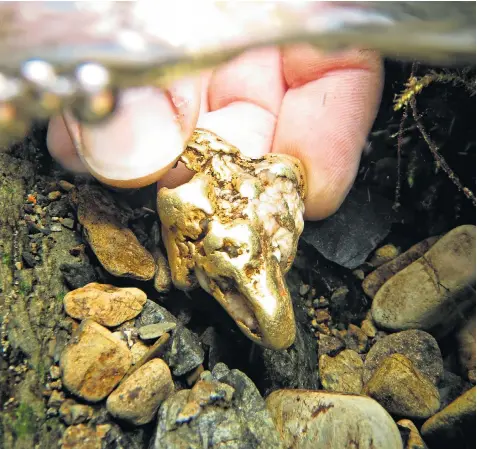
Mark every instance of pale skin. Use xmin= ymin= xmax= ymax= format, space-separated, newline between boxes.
xmin=47 ymin=44 xmax=384 ymax=220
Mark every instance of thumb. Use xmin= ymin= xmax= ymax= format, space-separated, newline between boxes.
xmin=47 ymin=77 xmax=201 ymax=188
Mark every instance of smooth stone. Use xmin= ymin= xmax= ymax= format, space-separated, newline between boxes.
xmin=61 ymin=423 xmax=111 ymax=449
xmin=421 ymin=386 xmax=476 ymax=449
xmin=361 ymin=319 xmax=377 ymax=338
xmin=319 ymin=349 xmax=364 ymax=394
xmin=59 ymin=399 xmax=94 ymax=425
xmin=138 ymin=322 xmax=176 ymax=340
xmin=107 ymin=358 xmax=174 ymax=425
xmin=63 ymin=283 xmax=147 ymax=327
xmin=369 ymin=243 xmax=401 ymax=268
xmin=266 ymin=389 xmax=402 ymax=449
xmin=60 ymin=319 xmax=132 ymax=402
xmin=363 ymin=329 xmax=443 ymax=386
xmin=364 ymin=353 xmax=440 ymax=419
xmin=456 ymin=312 xmax=476 ymax=381
xmin=130 ymin=341 xmax=150 ymax=365
xmin=71 ymin=184 xmax=156 ymax=281
xmin=397 ymin=419 xmax=428 ymax=449
xmin=372 ymin=225 xmax=476 ymax=337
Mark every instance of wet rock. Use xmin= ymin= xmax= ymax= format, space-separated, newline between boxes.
xmin=372 ymin=225 xmax=476 ymax=337
xmin=421 ymin=386 xmax=476 ymax=449
xmin=48 ymin=197 xmax=70 ymax=218
xmin=60 ymin=262 xmax=98 ymax=290
xmin=438 ymin=371 xmax=470 ymax=409
xmin=107 ymin=358 xmax=174 ymax=425
xmin=61 ymin=217 xmax=75 ymax=230
xmin=364 ymin=353 xmax=440 ymax=419
xmin=151 ymin=363 xmax=284 ymax=449
xmin=59 ymin=180 xmax=75 ymax=192
xmin=317 ymin=334 xmax=345 ymax=358
xmin=152 ymin=246 xmax=172 ymax=293
xmin=363 ymin=236 xmax=440 ymax=298
xmin=266 ymin=389 xmax=402 ymax=449
xmin=363 ymin=329 xmax=443 ymax=385
xmin=136 ymin=300 xmax=204 ymax=376
xmin=456 ymin=313 xmax=476 ymax=381
xmin=369 ymin=243 xmax=401 ymax=267
xmin=59 ymin=399 xmax=94 ymax=425
xmin=130 ymin=341 xmax=149 ymax=365
xmin=138 ymin=322 xmax=176 ymax=340
xmin=48 ymin=190 xmax=62 ymax=201
xmin=70 ymin=184 xmax=155 ymax=281
xmin=397 ymin=419 xmax=428 ymax=449
xmin=344 ymin=323 xmax=368 ymax=353
xmin=361 ymin=319 xmax=377 ymax=338
xmin=60 ymin=319 xmax=132 ymax=402
xmin=63 ymin=283 xmax=147 ymax=327
xmin=61 ymin=423 xmax=111 ymax=449
xmin=319 ymin=349 xmax=364 ymax=394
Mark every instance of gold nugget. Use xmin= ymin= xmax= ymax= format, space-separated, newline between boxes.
xmin=157 ymin=129 xmax=306 ymax=350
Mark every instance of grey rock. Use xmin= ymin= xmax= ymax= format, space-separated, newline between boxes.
xmin=151 ymin=363 xmax=284 ymax=449
xmin=60 ymin=262 xmax=98 ymax=290
xmin=318 ymin=334 xmax=345 ymax=359
xmin=438 ymin=370 xmax=471 ymax=410
xmin=364 ymin=329 xmax=443 ymax=385
xmin=136 ymin=300 xmax=204 ymax=376
xmin=138 ymin=322 xmax=176 ymax=340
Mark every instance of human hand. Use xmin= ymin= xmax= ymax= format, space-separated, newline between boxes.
xmin=47 ymin=44 xmax=383 ymax=220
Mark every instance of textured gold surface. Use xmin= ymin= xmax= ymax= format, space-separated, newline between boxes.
xmin=157 ymin=129 xmax=306 ymax=350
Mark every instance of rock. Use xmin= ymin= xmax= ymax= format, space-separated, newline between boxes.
xmin=363 ymin=329 xmax=443 ymax=385
xmin=456 ymin=312 xmax=476 ymax=381
xmin=59 ymin=180 xmax=75 ymax=192
xmin=60 ymin=319 xmax=132 ymax=402
xmin=61 ymin=423 xmax=111 ymax=449
xmin=151 ymin=363 xmax=284 ymax=449
xmin=60 ymin=262 xmax=98 ymax=291
xmin=48 ymin=190 xmax=62 ymax=201
xmin=152 ymin=246 xmax=172 ymax=293
xmin=130 ymin=341 xmax=149 ymax=365
xmin=59 ymin=399 xmax=94 ymax=425
xmin=107 ymin=358 xmax=174 ymax=425
xmin=61 ymin=217 xmax=75 ymax=230
xmin=361 ymin=319 xmax=377 ymax=338
xmin=369 ymin=243 xmax=401 ymax=267
xmin=70 ymin=184 xmax=156 ymax=281
xmin=372 ymin=225 xmax=476 ymax=337
xmin=318 ymin=334 xmax=345 ymax=358
xmin=397 ymin=419 xmax=428 ymax=449
xmin=266 ymin=389 xmax=402 ymax=449
xmin=63 ymin=283 xmax=147 ymax=327
xmin=421 ymin=386 xmax=476 ymax=449
xmin=319 ymin=349 xmax=364 ymax=393
xmin=364 ymin=353 xmax=440 ymax=419
xmin=138 ymin=322 xmax=176 ymax=340
xmin=136 ymin=300 xmax=204 ymax=376
xmin=345 ymin=323 xmax=369 ymax=353
xmin=363 ymin=236 xmax=440 ymax=298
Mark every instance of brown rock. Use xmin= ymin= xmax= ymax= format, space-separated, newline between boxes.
xmin=70 ymin=184 xmax=155 ymax=280
xmin=397 ymin=419 xmax=428 ymax=449
xmin=61 ymin=424 xmax=110 ymax=449
xmin=63 ymin=283 xmax=147 ymax=327
xmin=345 ymin=323 xmax=369 ymax=353
xmin=361 ymin=319 xmax=377 ymax=338
xmin=153 ymin=246 xmax=172 ymax=293
xmin=372 ymin=225 xmax=476 ymax=337
xmin=318 ymin=334 xmax=345 ymax=358
xmin=364 ymin=353 xmax=440 ymax=419
xmin=107 ymin=358 xmax=174 ymax=425
xmin=60 ymin=319 xmax=132 ymax=402
xmin=369 ymin=243 xmax=401 ymax=268
xmin=319 ymin=349 xmax=364 ymax=394
xmin=59 ymin=180 xmax=75 ymax=192
xmin=363 ymin=236 xmax=440 ymax=298
xmin=131 ymin=341 xmax=150 ymax=365
xmin=48 ymin=190 xmax=62 ymax=201
xmin=59 ymin=399 xmax=94 ymax=425
xmin=266 ymin=389 xmax=402 ymax=449
xmin=421 ymin=386 xmax=476 ymax=448
xmin=363 ymin=329 xmax=443 ymax=385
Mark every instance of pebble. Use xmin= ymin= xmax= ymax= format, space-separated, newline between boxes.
xmin=131 ymin=341 xmax=150 ymax=365
xmin=421 ymin=386 xmax=476 ymax=448
xmin=315 ymin=309 xmax=331 ymax=323
xmin=51 ymin=223 xmax=62 ymax=232
xmin=107 ymin=358 xmax=174 ymax=425
xmin=456 ymin=313 xmax=476 ymax=381
xmin=61 ymin=217 xmax=75 ymax=230
xmin=364 ymin=353 xmax=440 ymax=419
xmin=48 ymin=190 xmax=62 ymax=201
xmin=317 ymin=334 xmax=345 ymax=358
xmin=369 ymin=243 xmax=401 ymax=267
xmin=59 ymin=180 xmax=75 ymax=192
xmin=63 ymin=283 xmax=147 ymax=327
xmin=59 ymin=399 xmax=94 ymax=425
xmin=138 ymin=322 xmax=176 ymax=340
xmin=363 ymin=236 xmax=440 ymax=298
xmin=372 ymin=225 xmax=476 ymax=336
xmin=319 ymin=349 xmax=364 ymax=394
xmin=363 ymin=329 xmax=444 ymax=386
xmin=397 ymin=419 xmax=428 ymax=449
xmin=345 ymin=323 xmax=369 ymax=353
xmin=299 ymin=284 xmax=310 ymax=296
xmin=71 ymin=185 xmax=156 ymax=281
xmin=60 ymin=319 xmax=132 ymax=402
xmin=47 ymin=390 xmax=65 ymax=408
xmin=61 ymin=423 xmax=111 ymax=449
xmin=266 ymin=389 xmax=402 ymax=449
xmin=153 ymin=246 xmax=172 ymax=293
xmin=361 ymin=319 xmax=377 ymax=338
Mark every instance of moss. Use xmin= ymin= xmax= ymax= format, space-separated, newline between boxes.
xmin=12 ymin=403 xmax=36 ymax=438
xmin=2 ymin=253 xmax=11 ymax=266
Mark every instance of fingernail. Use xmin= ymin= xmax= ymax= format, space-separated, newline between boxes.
xmin=75 ymin=87 xmax=185 ymax=188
